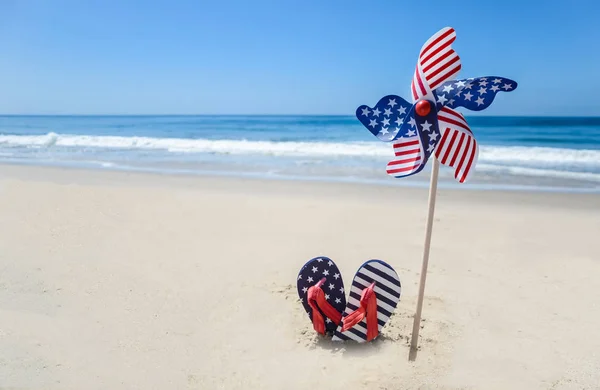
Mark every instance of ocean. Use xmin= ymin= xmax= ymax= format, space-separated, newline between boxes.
xmin=1 ymin=115 xmax=599 ymax=192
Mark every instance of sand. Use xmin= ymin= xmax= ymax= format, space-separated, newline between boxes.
xmin=1 ymin=164 xmax=599 ymax=389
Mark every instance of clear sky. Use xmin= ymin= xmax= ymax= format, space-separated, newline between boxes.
xmin=0 ymin=0 xmax=598 ymax=116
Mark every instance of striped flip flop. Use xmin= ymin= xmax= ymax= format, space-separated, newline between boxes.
xmin=297 ymin=256 xmax=346 ymax=336
xmin=332 ymin=259 xmax=401 ymax=342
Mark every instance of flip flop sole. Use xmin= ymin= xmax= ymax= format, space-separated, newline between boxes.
xmin=332 ymin=259 xmax=401 ymax=342
xmin=297 ymin=256 xmax=346 ymax=334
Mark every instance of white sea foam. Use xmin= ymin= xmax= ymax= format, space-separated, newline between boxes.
xmin=475 ymin=164 xmax=600 ymax=182
xmin=1 ymin=133 xmax=599 ymax=181
xmin=0 ymin=133 xmax=391 ymax=157
xmin=479 ymin=146 xmax=600 ymax=168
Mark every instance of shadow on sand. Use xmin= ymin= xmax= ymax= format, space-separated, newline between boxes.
xmin=306 ymin=332 xmax=413 ymax=359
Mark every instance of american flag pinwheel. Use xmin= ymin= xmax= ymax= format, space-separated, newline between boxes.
xmin=356 ymin=27 xmax=518 ymax=183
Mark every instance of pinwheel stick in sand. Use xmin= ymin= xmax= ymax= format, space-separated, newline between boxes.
xmin=355 ymin=26 xmax=517 ymax=357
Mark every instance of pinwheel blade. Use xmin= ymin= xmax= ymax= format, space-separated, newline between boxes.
xmin=411 ymin=27 xmax=462 ymax=102
xmin=434 ymin=107 xmax=479 ymax=183
xmin=355 ymin=95 xmax=413 ymax=142
xmin=433 ymin=77 xmax=518 ymax=111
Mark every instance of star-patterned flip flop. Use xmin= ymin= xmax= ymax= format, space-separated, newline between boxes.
xmin=297 ymin=256 xmax=346 ymax=336
xmin=332 ymin=259 xmax=401 ymax=343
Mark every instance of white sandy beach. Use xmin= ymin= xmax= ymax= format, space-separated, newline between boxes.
xmin=1 ymin=164 xmax=599 ymax=389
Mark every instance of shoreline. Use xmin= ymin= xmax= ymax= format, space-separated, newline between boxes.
xmin=2 ymin=160 xmax=600 ymax=195
xmin=3 ymin=162 xmax=600 ymax=203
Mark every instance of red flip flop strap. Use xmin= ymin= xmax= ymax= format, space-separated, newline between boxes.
xmin=315 ymin=292 xmax=342 ymax=325
xmin=341 ymin=282 xmax=379 ymax=341
xmin=341 ymin=306 xmax=365 ymax=332
xmin=307 ymin=281 xmax=342 ymax=334
xmin=364 ymin=292 xmax=379 ymax=341
xmin=307 ymin=288 xmax=326 ymax=335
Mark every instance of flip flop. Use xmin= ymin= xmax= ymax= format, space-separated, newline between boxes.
xmin=297 ymin=256 xmax=346 ymax=336
xmin=332 ymin=259 xmax=401 ymax=343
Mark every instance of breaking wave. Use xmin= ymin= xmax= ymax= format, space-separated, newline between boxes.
xmin=1 ymin=132 xmax=599 ymax=181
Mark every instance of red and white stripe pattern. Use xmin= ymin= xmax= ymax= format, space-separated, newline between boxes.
xmin=411 ymin=27 xmax=462 ymax=102
xmin=386 ymin=136 xmax=424 ymax=177
xmin=434 ymin=107 xmax=478 ymax=183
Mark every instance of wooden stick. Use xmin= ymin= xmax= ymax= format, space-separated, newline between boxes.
xmin=410 ymin=156 xmax=440 ymax=352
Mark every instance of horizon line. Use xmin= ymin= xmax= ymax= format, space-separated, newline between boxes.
xmin=1 ymin=113 xmax=599 ymax=118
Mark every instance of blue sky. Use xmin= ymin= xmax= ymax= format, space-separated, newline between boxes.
xmin=0 ymin=0 xmax=598 ymax=115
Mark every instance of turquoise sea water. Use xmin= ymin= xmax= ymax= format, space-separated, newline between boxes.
xmin=0 ymin=115 xmax=599 ymax=192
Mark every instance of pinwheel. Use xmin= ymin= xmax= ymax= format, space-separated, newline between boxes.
xmin=356 ymin=27 xmax=517 ymax=183
xmin=355 ymin=27 xmax=518 ymax=354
